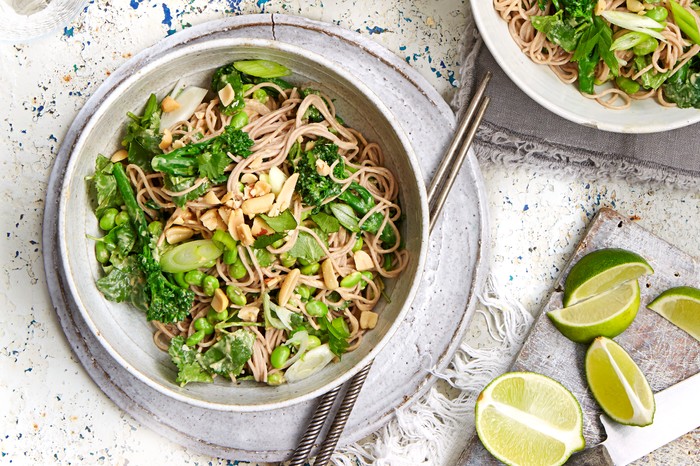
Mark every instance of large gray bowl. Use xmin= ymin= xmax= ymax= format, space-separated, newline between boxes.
xmin=58 ymin=38 xmax=428 ymax=411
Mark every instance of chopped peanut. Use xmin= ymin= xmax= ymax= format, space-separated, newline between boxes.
xmin=238 ymin=306 xmax=260 ymax=322
xmin=218 ymin=83 xmax=236 ymax=107
xmin=360 ymin=311 xmax=378 ymax=330
xmin=203 ymin=191 xmax=221 ymax=205
xmin=321 ymin=259 xmax=339 ymax=290
xmin=159 ymin=128 xmax=173 ymax=150
xmin=241 ymin=173 xmax=258 ymax=184
xmin=252 ymin=180 xmax=272 ymax=197
xmin=274 ymin=173 xmax=299 ymax=212
xmin=211 ymin=288 xmax=229 ymax=313
xmin=237 ymin=223 xmax=255 ymax=247
xmin=353 ymin=250 xmax=374 ymax=271
xmin=315 ymin=158 xmax=331 ymax=176
xmin=110 ymin=149 xmax=128 ymax=163
xmin=161 ymin=96 xmax=181 ymax=113
xmin=278 ymin=269 xmax=301 ymax=307
xmin=200 ymin=209 xmax=226 ymax=231
xmin=241 ymin=193 xmax=275 ymax=217
xmin=228 ymin=208 xmax=245 ymax=240
xmin=165 ymin=226 xmax=193 ymax=244
xmin=251 ymin=216 xmax=272 ymax=237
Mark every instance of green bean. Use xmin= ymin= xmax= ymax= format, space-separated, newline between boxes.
xmin=306 ymin=299 xmax=328 ymax=317
xmin=99 ymin=208 xmax=119 ymax=231
xmin=307 ymin=335 xmax=322 ymax=349
xmin=202 ymin=275 xmax=220 ymax=296
xmin=615 ymin=76 xmax=641 ymax=95
xmin=184 ymin=270 xmax=204 ymax=286
xmin=147 ymin=220 xmax=163 ymax=237
xmin=115 ymin=210 xmax=130 ymax=226
xmin=253 ymin=88 xmax=268 ymax=103
xmin=173 ymin=272 xmax=189 ymax=289
xmin=194 ymin=317 xmax=214 ymax=335
xmin=383 ymin=254 xmax=393 ymax=271
xmin=352 ymin=237 xmax=363 ymax=253
xmin=270 ymin=345 xmax=290 ymax=368
xmin=207 ymin=307 xmax=228 ymax=323
xmin=95 ymin=241 xmax=110 ymax=264
xmin=226 ymin=285 xmax=247 ymax=306
xmin=280 ymin=252 xmax=296 ymax=268
xmin=267 ymin=372 xmax=285 ymax=386
xmin=229 ymin=258 xmax=247 ymax=280
xmin=645 ymin=6 xmax=668 ymax=22
xmin=340 ymin=271 xmax=362 ymax=288
xmin=300 ymin=262 xmax=320 ymax=275
xmin=633 ymin=37 xmax=658 ymax=56
xmin=186 ymin=330 xmax=206 ymax=346
xmin=230 ymin=111 xmax=249 ymax=130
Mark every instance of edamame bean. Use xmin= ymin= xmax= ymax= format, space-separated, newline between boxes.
xmin=352 ymin=237 xmax=363 ymax=253
xmin=202 ymin=275 xmax=220 ymax=296
xmin=212 ymin=230 xmax=237 ymax=251
xmin=115 ymin=210 xmax=130 ymax=226
xmin=307 ymin=335 xmax=322 ymax=349
xmin=359 ymin=271 xmax=373 ymax=290
xmin=306 ymin=299 xmax=328 ymax=317
xmin=207 ymin=307 xmax=228 ymax=322
xmin=184 ymin=270 xmax=205 ymax=286
xmin=253 ymin=89 xmax=268 ymax=103
xmin=223 ymin=248 xmax=238 ymax=265
xmin=99 ymin=208 xmax=119 ymax=231
xmin=95 ymin=242 xmax=110 ymax=264
xmin=230 ymin=111 xmax=249 ymax=130
xmin=340 ymin=271 xmax=362 ymax=288
xmin=226 ymin=285 xmax=247 ymax=306
xmin=300 ymin=262 xmax=320 ymax=275
xmin=297 ymin=257 xmax=312 ymax=266
xmin=148 ymin=220 xmax=163 ymax=237
xmin=633 ymin=37 xmax=658 ymax=56
xmin=186 ymin=330 xmax=206 ymax=346
xmin=295 ymin=285 xmax=312 ymax=301
xmin=267 ymin=372 xmax=285 ymax=386
xmin=173 ymin=272 xmax=189 ymax=289
xmin=230 ymin=258 xmax=247 ymax=280
xmin=616 ymin=76 xmax=641 ymax=95
xmin=194 ymin=317 xmax=214 ymax=335
xmin=645 ymin=6 xmax=668 ymax=22
xmin=242 ymin=84 xmax=254 ymax=93
xmin=280 ymin=252 xmax=296 ymax=268
xmin=270 ymin=345 xmax=291 ymax=369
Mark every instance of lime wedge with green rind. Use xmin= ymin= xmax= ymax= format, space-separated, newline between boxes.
xmin=549 ymin=280 xmax=640 ymax=343
xmin=563 ymin=248 xmax=653 ymax=306
xmin=475 ymin=372 xmax=585 ymax=466
xmin=585 ymin=337 xmax=655 ymax=427
xmin=648 ymin=286 xmax=700 ymax=342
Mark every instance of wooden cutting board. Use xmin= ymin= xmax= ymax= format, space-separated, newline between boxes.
xmin=460 ymin=208 xmax=700 ymax=465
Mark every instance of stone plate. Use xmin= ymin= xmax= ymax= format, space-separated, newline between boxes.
xmin=43 ymin=14 xmax=489 ymax=462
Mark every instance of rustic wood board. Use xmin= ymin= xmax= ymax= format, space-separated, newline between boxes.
xmin=461 ymin=208 xmax=700 ymax=465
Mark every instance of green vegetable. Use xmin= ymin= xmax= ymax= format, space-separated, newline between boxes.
xmin=352 ymin=236 xmax=363 ymax=253
xmin=199 ymin=329 xmax=255 ymax=377
xmin=211 ymin=63 xmax=245 ymax=115
xmin=226 ymin=285 xmax=247 ymax=307
xmin=633 ymin=36 xmax=659 ymax=56
xmin=253 ymin=232 xmax=285 ymax=249
xmin=223 ymin=248 xmax=239 ymax=265
xmin=294 ymin=140 xmax=345 ymax=208
xmin=338 ymin=183 xmax=397 ymax=246
xmin=148 ymin=220 xmax=163 ymax=237
xmin=194 ymin=317 xmax=214 ymax=335
xmin=229 ymin=257 xmax=248 ymax=280
xmin=99 ymin=207 xmax=117 ymax=232
xmin=288 ymin=230 xmax=326 ymax=264
xmin=615 ymin=76 xmax=641 ymax=95
xmin=95 ymin=241 xmax=110 ymax=264
xmin=311 ymin=212 xmax=340 ymax=234
xmin=159 ymin=239 xmax=224 ymax=273
xmin=295 ymin=284 xmax=313 ymax=301
xmin=253 ymin=248 xmax=275 ymax=267
xmin=87 ymin=155 xmax=124 ymax=218
xmin=280 ymin=252 xmax=296 ymax=268
xmin=207 ymin=307 xmax=228 ymax=322
xmin=299 ymin=88 xmax=331 ymax=123
xmin=670 ymin=0 xmax=700 ymax=44
xmin=259 ymin=209 xmax=298 ymax=232
xmin=95 ymin=256 xmax=147 ymax=309
xmin=663 ymin=59 xmax=700 ymax=108
xmin=530 ymin=11 xmax=582 ymax=52
xmin=383 ymin=253 xmax=393 ymax=271
xmin=172 ymin=272 xmax=189 ymax=289
xmin=360 ymin=271 xmax=374 ymax=290
xmin=202 ymin=275 xmax=220 ymax=296
xmin=212 ymin=229 xmax=237 ymax=251
xmin=234 ymin=60 xmax=291 ymax=79
xmin=267 ymin=372 xmax=285 ymax=385
xmin=300 ymin=262 xmax=320 ymax=275
xmin=253 ymin=88 xmax=268 ymax=103
xmin=122 ymin=93 xmax=162 ymax=171
xmin=306 ymin=299 xmax=328 ymax=317
xmin=186 ymin=329 xmax=206 ymax=347
xmin=270 ymin=345 xmax=291 ymax=368
xmin=230 ymin=111 xmax=249 ymax=130
xmin=168 ymin=336 xmax=213 ymax=386
xmin=645 ymin=6 xmax=668 ymax=23
xmin=341 ymin=271 xmax=363 ymax=288
xmin=329 ymin=203 xmax=360 ymax=233
xmin=307 ymin=335 xmax=322 ymax=350
xmin=600 ymin=10 xmax=666 ymax=41
xmin=318 ymin=316 xmax=350 ymax=357
xmin=634 ymin=55 xmax=670 ymax=90
xmin=610 ymin=31 xmax=650 ymax=52
xmin=115 ymin=210 xmax=130 ymax=226
xmin=184 ymin=270 xmax=205 ymax=286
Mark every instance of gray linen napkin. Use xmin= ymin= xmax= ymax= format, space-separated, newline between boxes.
xmin=454 ymin=9 xmax=700 ymax=188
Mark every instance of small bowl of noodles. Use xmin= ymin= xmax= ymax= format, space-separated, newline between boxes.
xmin=58 ymin=38 xmax=428 ymax=410
xmin=472 ymin=0 xmax=700 ymax=132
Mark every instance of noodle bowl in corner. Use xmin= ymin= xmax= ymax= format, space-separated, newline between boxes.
xmin=87 ymin=58 xmax=408 ymax=389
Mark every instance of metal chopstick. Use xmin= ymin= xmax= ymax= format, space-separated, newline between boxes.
xmin=289 ymin=73 xmax=492 ymax=466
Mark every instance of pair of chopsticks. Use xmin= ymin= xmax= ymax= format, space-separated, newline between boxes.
xmin=288 ymin=72 xmax=492 ymax=466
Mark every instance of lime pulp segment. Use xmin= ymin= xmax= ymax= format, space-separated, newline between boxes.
xmin=648 ymin=286 xmax=700 ymax=341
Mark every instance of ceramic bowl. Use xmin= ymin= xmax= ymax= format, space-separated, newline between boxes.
xmin=470 ymin=1 xmax=700 ymax=133
xmin=58 ymin=38 xmax=428 ymax=411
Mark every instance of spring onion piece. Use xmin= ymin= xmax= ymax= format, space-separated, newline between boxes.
xmin=262 ymin=292 xmax=295 ymax=330
xmin=669 ymin=0 xmax=700 ymax=45
xmin=280 ymin=331 xmax=310 ymax=369
xmin=600 ymin=11 xmax=667 ymax=41
xmin=159 ymin=86 xmax=208 ymax=132
xmin=284 ymin=343 xmax=335 ymax=383
xmin=159 ymin=239 xmax=223 ymax=273
xmin=610 ymin=31 xmax=650 ymax=51
xmin=233 ymin=60 xmax=291 ymax=79
xmin=268 ymin=166 xmax=288 ymax=194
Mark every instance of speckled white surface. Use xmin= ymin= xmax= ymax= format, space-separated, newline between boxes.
xmin=2 ymin=0 xmax=700 ymax=465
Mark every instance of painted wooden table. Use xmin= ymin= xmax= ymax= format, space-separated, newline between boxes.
xmin=2 ymin=1 xmax=700 ymax=465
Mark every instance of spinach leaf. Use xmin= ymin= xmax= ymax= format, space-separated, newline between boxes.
xmin=287 ymin=230 xmax=326 ymax=263
xmin=634 ymin=56 xmax=669 ymax=90
xmin=122 ymin=93 xmax=162 ymax=171
xmin=168 ymin=336 xmax=213 ymax=387
xmin=96 ymin=256 xmax=147 ymax=310
xmin=253 ymin=232 xmax=285 ymax=250
xmin=311 ymin=212 xmax=340 ymax=234
xmin=531 ymin=12 xmax=581 ymax=52
xmin=329 ymin=203 xmax=360 ymax=233
xmin=663 ymin=60 xmax=700 ymax=108
xmin=259 ymin=209 xmax=297 ymax=232
xmin=199 ymin=329 xmax=255 ymax=377
xmin=89 ymin=155 xmax=124 ymax=218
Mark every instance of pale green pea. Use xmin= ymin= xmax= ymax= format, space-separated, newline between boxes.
xmin=295 ymin=285 xmax=312 ymax=301
xmin=95 ymin=242 xmax=110 ymax=264
xmin=184 ymin=270 xmax=205 ymax=286
xmin=230 ymin=111 xmax=249 ymax=130
xmin=202 ymin=275 xmax=219 ymax=296
xmin=223 ymin=248 xmax=238 ymax=265
xmin=148 ymin=220 xmax=163 ymax=237
xmin=186 ymin=330 xmax=206 ymax=346
xmin=340 ymin=271 xmax=362 ymax=288
xmin=229 ymin=258 xmax=247 ymax=280
xmin=306 ymin=299 xmax=328 ymax=317
xmin=280 ymin=252 xmax=296 ymax=268
xmin=271 ymin=239 xmax=285 ymax=249
xmin=242 ymin=84 xmax=254 ymax=93
xmin=267 ymin=372 xmax=285 ymax=386
xmin=238 ymin=182 xmax=245 ymax=193
xmin=616 ymin=76 xmax=641 ymax=95
xmin=226 ymin=285 xmax=247 ymax=306
xmin=99 ymin=208 xmax=119 ymax=231
xmin=359 ymin=271 xmax=373 ymax=290
xmin=307 ymin=335 xmax=322 ymax=349
xmin=645 ymin=6 xmax=668 ymax=22
xmin=300 ymin=263 xmax=320 ymax=275
xmin=633 ymin=37 xmax=658 ymax=56
xmin=194 ymin=317 xmax=214 ymax=335
xmin=253 ymin=89 xmax=268 ymax=103
xmin=352 ymin=237 xmax=363 ymax=252
xmin=115 ymin=210 xmax=130 ymax=226
xmin=173 ymin=272 xmax=189 ymax=289
xmin=297 ymin=257 xmax=312 ymax=266
xmin=270 ymin=345 xmax=290 ymax=368
xmin=207 ymin=307 xmax=228 ymax=323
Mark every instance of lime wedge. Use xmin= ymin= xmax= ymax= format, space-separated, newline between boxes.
xmin=475 ymin=372 xmax=585 ymax=466
xmin=563 ymin=248 xmax=653 ymax=306
xmin=585 ymin=337 xmax=655 ymax=426
xmin=648 ymin=286 xmax=700 ymax=341
xmin=548 ymin=280 xmax=640 ymax=343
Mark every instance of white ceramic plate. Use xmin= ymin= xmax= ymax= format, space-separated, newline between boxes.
xmin=470 ymin=1 xmax=700 ymax=133
xmin=57 ymin=37 xmax=429 ymax=411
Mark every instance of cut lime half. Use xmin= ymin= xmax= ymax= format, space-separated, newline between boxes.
xmin=648 ymin=286 xmax=700 ymax=342
xmin=563 ymin=248 xmax=653 ymax=306
xmin=548 ymin=280 xmax=640 ymax=343
xmin=475 ymin=372 xmax=585 ymax=466
xmin=585 ymin=337 xmax=655 ymax=426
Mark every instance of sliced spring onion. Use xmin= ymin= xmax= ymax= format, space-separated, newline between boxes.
xmin=610 ymin=31 xmax=650 ymax=51
xmin=159 ymin=86 xmax=208 ymax=132
xmin=281 ymin=331 xmax=310 ymax=369
xmin=233 ymin=60 xmax=291 ymax=79
xmin=669 ymin=0 xmax=700 ymax=45
xmin=262 ymin=292 xmax=295 ymax=330
xmin=601 ymin=11 xmax=667 ymax=42
xmin=284 ymin=343 xmax=335 ymax=383
xmin=159 ymin=239 xmax=223 ymax=273
xmin=268 ymin=166 xmax=288 ymax=195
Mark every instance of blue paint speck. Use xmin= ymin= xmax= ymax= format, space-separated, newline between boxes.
xmin=366 ymin=26 xmax=386 ymax=35
xmin=161 ymin=3 xmax=172 ymax=27
xmin=130 ymin=0 xmax=142 ymax=9
xmin=399 ymin=45 xmax=406 ymax=51
xmin=256 ymin=0 xmax=269 ymax=10
xmin=63 ymin=27 xmax=74 ymax=37
xmin=523 ymin=204 xmax=529 ymax=211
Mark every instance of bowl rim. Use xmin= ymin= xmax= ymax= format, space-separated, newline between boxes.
xmin=470 ymin=0 xmax=700 ymax=134
xmin=57 ymin=37 xmax=429 ymax=411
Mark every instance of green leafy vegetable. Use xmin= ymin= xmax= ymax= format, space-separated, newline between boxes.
xmin=96 ymin=256 xmax=147 ymax=309
xmin=234 ymin=60 xmax=291 ymax=79
xmin=531 ymin=11 xmax=582 ymax=52
xmin=318 ymin=316 xmax=349 ymax=357
xmin=572 ymin=16 xmax=618 ymax=93
xmin=253 ymin=232 xmax=285 ymax=249
xmin=338 ymin=183 xmax=397 ymax=246
xmin=311 ymin=212 xmax=340 ymax=234
xmin=168 ymin=336 xmax=213 ymax=386
xmin=122 ymin=93 xmax=162 ymax=171
xmin=669 ymin=0 xmax=700 ymax=44
xmin=294 ymin=140 xmax=345 ymax=208
xmin=287 ymin=230 xmax=326 ymax=264
xmin=662 ymin=59 xmax=700 ymax=108
xmin=259 ymin=209 xmax=298 ymax=232
xmin=88 ymin=155 xmax=124 ymax=217
xmin=328 ymin=203 xmax=360 ymax=233
xmin=634 ymin=56 xmax=670 ymax=90
xmin=211 ymin=63 xmax=245 ymax=115
xmin=253 ymin=248 xmax=275 ymax=267
xmin=199 ymin=329 xmax=255 ymax=377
